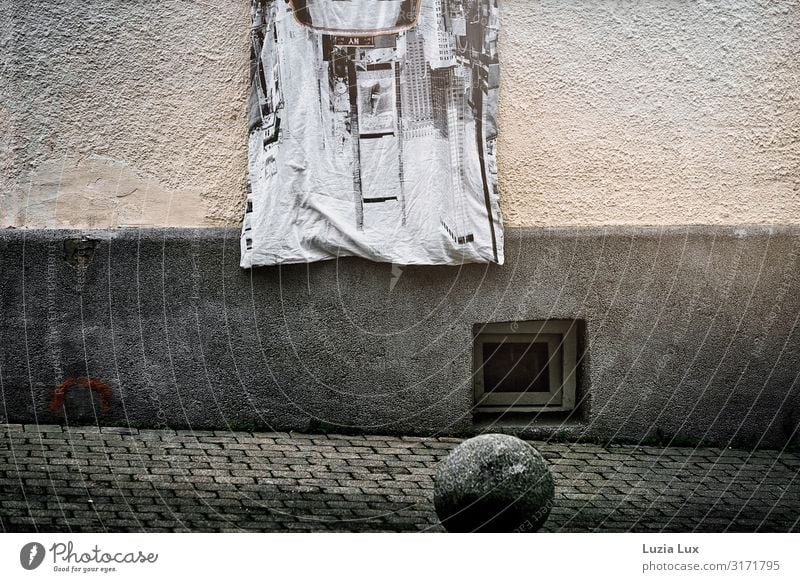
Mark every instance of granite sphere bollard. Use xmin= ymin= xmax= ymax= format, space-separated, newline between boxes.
xmin=434 ymin=434 xmax=555 ymax=532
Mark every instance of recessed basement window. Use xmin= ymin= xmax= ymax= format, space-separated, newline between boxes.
xmin=474 ymin=320 xmax=578 ymax=413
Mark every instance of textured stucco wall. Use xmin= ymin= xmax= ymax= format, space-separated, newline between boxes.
xmin=498 ymin=0 xmax=800 ymax=227
xmin=1 ymin=0 xmax=250 ymax=227
xmin=2 ymin=0 xmax=799 ymax=228
xmin=1 ymin=227 xmax=798 ymax=448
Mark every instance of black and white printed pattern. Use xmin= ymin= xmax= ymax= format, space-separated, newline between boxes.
xmin=241 ymin=0 xmax=503 ymax=267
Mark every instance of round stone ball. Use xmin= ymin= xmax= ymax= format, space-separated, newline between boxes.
xmin=434 ymin=434 xmax=555 ymax=533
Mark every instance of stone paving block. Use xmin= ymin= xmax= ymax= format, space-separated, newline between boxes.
xmin=1 ymin=424 xmax=25 ymax=432
xmin=47 ymin=458 xmax=89 ymax=466
xmin=23 ymin=425 xmax=62 ymax=433
xmin=346 ymin=459 xmax=388 ymax=468
xmin=265 ymin=468 xmax=307 ymax=478
xmin=335 ymin=446 xmax=374 ymax=454
xmin=280 ymin=450 xmax=323 ymax=459
xmin=306 ymin=466 xmax=350 ymax=477
xmin=213 ymin=476 xmax=255 ymax=485
xmin=100 ymin=427 xmax=139 ymax=435
xmin=1 ymin=424 xmax=798 ymax=533
xmin=262 ymin=457 xmax=297 ymax=466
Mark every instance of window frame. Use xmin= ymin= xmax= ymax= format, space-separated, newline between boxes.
xmin=473 ymin=320 xmax=578 ymax=413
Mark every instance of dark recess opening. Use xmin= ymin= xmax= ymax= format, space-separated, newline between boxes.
xmin=482 ymin=341 xmax=550 ymax=394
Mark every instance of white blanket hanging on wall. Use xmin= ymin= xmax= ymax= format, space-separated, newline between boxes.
xmin=241 ymin=0 xmax=503 ymax=267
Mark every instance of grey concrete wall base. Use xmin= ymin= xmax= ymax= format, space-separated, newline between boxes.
xmin=1 ymin=226 xmax=799 ymax=449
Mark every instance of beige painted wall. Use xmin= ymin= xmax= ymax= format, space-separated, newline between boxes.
xmin=2 ymin=0 xmax=799 ymax=229
xmin=1 ymin=0 xmax=250 ymax=228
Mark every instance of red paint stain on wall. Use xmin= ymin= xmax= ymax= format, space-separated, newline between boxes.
xmin=50 ymin=377 xmax=113 ymax=412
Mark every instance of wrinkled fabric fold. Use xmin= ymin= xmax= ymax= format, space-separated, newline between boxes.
xmin=241 ymin=0 xmax=503 ymax=268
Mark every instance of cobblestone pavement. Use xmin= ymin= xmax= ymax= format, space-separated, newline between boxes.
xmin=1 ymin=424 xmax=798 ymax=533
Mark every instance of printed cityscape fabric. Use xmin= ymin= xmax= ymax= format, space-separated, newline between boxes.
xmin=241 ymin=0 xmax=503 ymax=267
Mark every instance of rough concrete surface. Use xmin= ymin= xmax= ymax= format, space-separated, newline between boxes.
xmin=0 ymin=226 xmax=798 ymax=448
xmin=434 ymin=434 xmax=555 ymax=532
xmin=1 ymin=424 xmax=798 ymax=533
xmin=3 ymin=1 xmax=799 ymax=228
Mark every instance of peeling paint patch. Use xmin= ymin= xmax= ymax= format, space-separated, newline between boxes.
xmin=5 ymin=156 xmax=209 ymax=228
